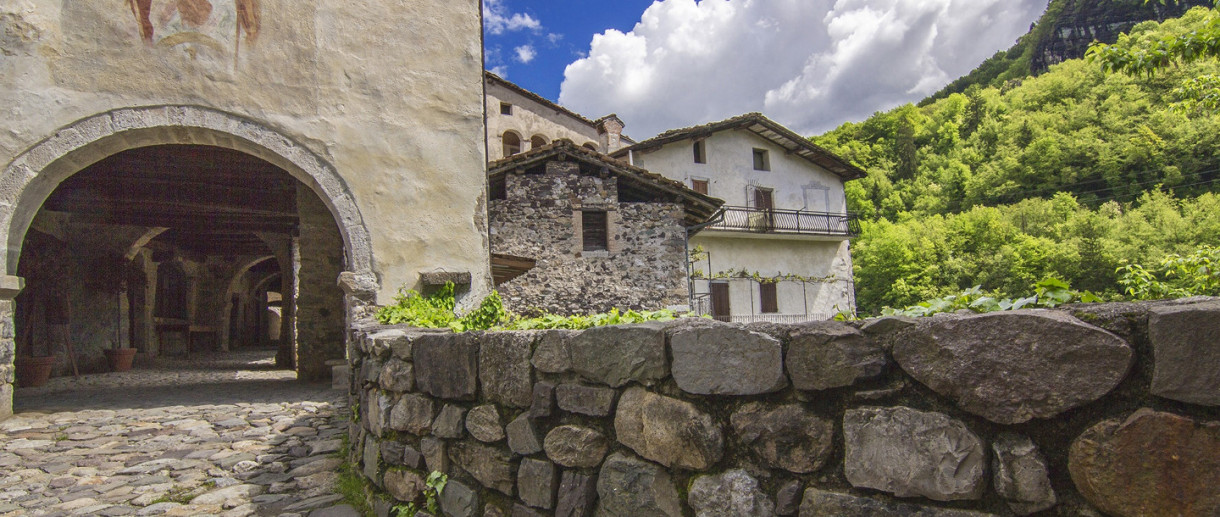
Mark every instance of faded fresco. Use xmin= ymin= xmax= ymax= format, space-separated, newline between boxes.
xmin=124 ymin=0 xmax=260 ymax=62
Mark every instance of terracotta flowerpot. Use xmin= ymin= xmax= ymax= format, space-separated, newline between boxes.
xmin=15 ymin=355 xmax=55 ymax=388
xmin=104 ymin=348 xmax=137 ymax=372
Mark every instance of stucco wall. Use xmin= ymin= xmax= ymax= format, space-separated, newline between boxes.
xmin=485 ymin=83 xmax=601 ymax=161
xmin=345 ymin=298 xmax=1220 ymax=517
xmin=691 ymin=234 xmax=854 ymax=319
xmin=0 ymin=0 xmax=491 ymax=303
xmin=629 ymin=129 xmax=847 ymax=213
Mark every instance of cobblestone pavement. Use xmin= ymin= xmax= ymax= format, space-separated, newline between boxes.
xmin=0 ymin=350 xmax=359 ymax=517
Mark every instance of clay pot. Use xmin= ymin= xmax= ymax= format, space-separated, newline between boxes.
xmin=15 ymin=356 xmax=55 ymax=388
xmin=104 ymin=348 xmax=137 ymax=372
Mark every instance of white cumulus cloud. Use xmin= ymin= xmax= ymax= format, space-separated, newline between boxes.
xmin=515 ymin=45 xmax=538 ymax=64
xmin=484 ymin=0 xmax=542 ymax=35
xmin=559 ymin=0 xmax=1045 ymax=137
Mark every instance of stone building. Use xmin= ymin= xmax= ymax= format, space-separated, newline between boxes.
xmin=612 ymin=114 xmax=867 ymax=322
xmin=0 ymin=1 xmax=489 ymax=417
xmin=485 ymin=72 xmax=634 ymax=161
xmin=489 ymin=141 xmax=722 ymax=315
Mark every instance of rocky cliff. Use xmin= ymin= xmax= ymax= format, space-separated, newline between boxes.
xmin=1032 ymin=0 xmax=1213 ymax=73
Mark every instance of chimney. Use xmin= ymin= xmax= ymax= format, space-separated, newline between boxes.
xmin=596 ymin=115 xmax=625 ymax=154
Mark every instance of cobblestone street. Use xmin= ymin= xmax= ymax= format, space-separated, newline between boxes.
xmin=0 ymin=351 xmax=358 ymax=517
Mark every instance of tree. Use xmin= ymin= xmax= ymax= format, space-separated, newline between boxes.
xmin=1088 ymin=3 xmax=1220 ymax=114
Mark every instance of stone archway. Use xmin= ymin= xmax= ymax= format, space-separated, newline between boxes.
xmin=0 ymin=105 xmax=375 ymax=282
xmin=0 ymin=106 xmax=380 ymax=416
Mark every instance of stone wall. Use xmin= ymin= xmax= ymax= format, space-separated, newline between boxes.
xmin=345 ymin=298 xmax=1220 ymax=517
xmin=490 ymin=162 xmax=689 ymax=315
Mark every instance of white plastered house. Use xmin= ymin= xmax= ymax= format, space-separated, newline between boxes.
xmin=610 ymin=114 xmax=866 ymax=322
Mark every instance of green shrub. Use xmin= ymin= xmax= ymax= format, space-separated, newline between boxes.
xmin=374 ymin=282 xmax=689 ymax=332
xmin=1118 ymin=244 xmax=1220 ymax=299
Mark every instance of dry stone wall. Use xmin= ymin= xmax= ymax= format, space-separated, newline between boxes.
xmin=346 ymin=298 xmax=1220 ymax=517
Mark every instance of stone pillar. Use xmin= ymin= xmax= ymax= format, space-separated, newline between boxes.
xmin=293 ymin=186 xmax=346 ymax=381
xmin=0 ymin=275 xmax=26 ymax=420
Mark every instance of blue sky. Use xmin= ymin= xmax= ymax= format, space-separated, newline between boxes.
xmin=484 ymin=0 xmax=1047 ymax=138
xmin=483 ymin=0 xmax=657 ymax=101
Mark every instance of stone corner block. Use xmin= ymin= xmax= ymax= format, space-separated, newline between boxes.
xmin=670 ymin=326 xmax=786 ymax=396
xmin=1148 ymin=300 xmax=1220 ymax=406
xmin=786 ymin=321 xmax=886 ymax=391
xmin=1069 ymin=408 xmax=1220 ymax=517
xmin=613 ymin=387 xmax=723 ymax=470
xmin=414 ymin=333 xmax=479 ymax=400
xmin=893 ymin=310 xmax=1133 ymax=424
xmin=569 ymin=324 xmax=667 ymax=388
xmin=843 ymin=406 xmax=985 ymax=502
xmin=596 ymin=453 xmax=682 ymax=517
xmin=479 ymin=332 xmax=536 ymax=408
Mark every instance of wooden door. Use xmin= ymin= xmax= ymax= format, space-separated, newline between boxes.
xmin=710 ymin=282 xmax=730 ymax=322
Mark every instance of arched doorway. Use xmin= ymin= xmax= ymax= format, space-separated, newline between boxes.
xmin=0 ymin=107 xmax=378 ymax=414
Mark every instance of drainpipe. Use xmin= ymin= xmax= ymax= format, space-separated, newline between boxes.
xmin=684 ymin=208 xmax=725 ymax=312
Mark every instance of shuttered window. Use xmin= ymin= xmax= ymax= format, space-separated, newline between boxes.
xmin=691 ymin=179 xmax=709 ymax=195
xmin=760 ymin=282 xmax=778 ymax=314
xmin=582 ymin=210 xmax=608 ymax=251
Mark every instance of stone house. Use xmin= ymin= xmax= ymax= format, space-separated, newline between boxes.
xmin=0 ymin=1 xmax=488 ymax=416
xmin=612 ymin=114 xmax=867 ymax=322
xmin=489 ymin=140 xmax=722 ymax=315
xmin=485 ymin=72 xmax=634 ymax=160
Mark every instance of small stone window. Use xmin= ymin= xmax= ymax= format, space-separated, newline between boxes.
xmin=691 ymin=179 xmax=709 ymax=195
xmin=753 ymin=148 xmax=770 ymax=171
xmin=500 ymin=102 xmax=513 ymax=115
xmin=582 ymin=210 xmax=609 ymax=252
xmin=760 ymin=282 xmax=778 ymax=314
xmin=693 ymin=140 xmax=707 ymax=164
xmin=503 ymin=131 xmax=522 ymax=157
xmin=531 ymin=135 xmax=548 ymax=150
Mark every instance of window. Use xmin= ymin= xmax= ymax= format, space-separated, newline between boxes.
xmin=502 ymin=131 xmax=522 ymax=157
xmin=582 ymin=210 xmax=609 ymax=251
xmin=753 ymin=188 xmax=774 ymax=211
xmin=693 ymin=140 xmax=707 ymax=164
xmin=530 ymin=135 xmax=548 ymax=150
xmin=691 ymin=179 xmax=709 ymax=195
xmin=760 ymin=282 xmax=778 ymax=314
xmin=752 ymin=148 xmax=770 ymax=171
xmin=583 ymin=142 xmax=599 ymax=152
xmin=500 ymin=102 xmax=513 ymax=115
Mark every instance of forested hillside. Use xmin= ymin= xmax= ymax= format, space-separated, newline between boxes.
xmin=813 ymin=7 xmax=1220 ymax=314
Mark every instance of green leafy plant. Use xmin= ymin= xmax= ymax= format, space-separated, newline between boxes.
xmin=453 ymin=291 xmax=507 ymax=332
xmin=1118 ymin=244 xmax=1220 ymax=299
xmin=880 ymin=278 xmax=1102 ymax=317
xmin=374 ymin=281 xmax=689 ymax=332
xmin=391 ymin=471 xmax=448 ymax=517
xmin=375 ymin=283 xmax=459 ymax=328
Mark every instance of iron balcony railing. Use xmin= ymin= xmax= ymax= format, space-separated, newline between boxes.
xmin=707 ymin=206 xmax=861 ymax=237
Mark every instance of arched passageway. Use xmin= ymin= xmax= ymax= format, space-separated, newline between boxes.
xmin=0 ymin=106 xmax=379 ymax=416
xmin=9 ymin=143 xmax=350 ymax=395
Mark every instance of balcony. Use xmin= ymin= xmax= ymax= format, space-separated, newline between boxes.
xmin=706 ymin=206 xmax=860 ymax=237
